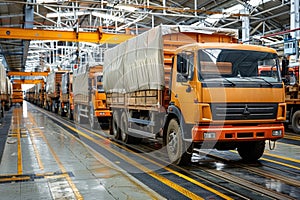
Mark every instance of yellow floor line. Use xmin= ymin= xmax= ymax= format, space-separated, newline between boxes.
xmin=27 ymin=112 xmax=83 ymax=200
xmin=16 ymin=108 xmax=23 ymax=175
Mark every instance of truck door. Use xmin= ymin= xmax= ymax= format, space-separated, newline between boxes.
xmin=171 ymin=51 xmax=198 ymax=124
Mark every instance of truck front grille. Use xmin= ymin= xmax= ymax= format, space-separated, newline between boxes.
xmin=210 ymin=103 xmax=278 ymax=120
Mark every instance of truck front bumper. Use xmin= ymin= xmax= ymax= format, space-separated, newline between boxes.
xmin=95 ymin=110 xmax=112 ymax=117
xmin=192 ymin=124 xmax=284 ymax=142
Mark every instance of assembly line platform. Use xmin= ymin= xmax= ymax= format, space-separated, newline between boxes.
xmin=0 ymin=102 xmax=164 ymax=200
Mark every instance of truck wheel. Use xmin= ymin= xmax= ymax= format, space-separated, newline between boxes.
xmin=237 ymin=141 xmax=265 ymax=162
xmin=58 ymin=105 xmax=65 ymax=116
xmin=112 ymin=111 xmax=120 ymax=140
xmin=89 ymin=106 xmax=99 ymax=129
xmin=66 ymin=106 xmax=73 ymax=120
xmin=120 ymin=112 xmax=134 ymax=144
xmin=52 ymin=103 xmax=57 ymax=113
xmin=291 ymin=110 xmax=300 ymax=134
xmin=0 ymin=105 xmax=4 ymax=118
xmin=74 ymin=105 xmax=81 ymax=123
xmin=166 ymin=119 xmax=191 ymax=165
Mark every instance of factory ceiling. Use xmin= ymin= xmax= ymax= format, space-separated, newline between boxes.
xmin=0 ymin=0 xmax=294 ymax=74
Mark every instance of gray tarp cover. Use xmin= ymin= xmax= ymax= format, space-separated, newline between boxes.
xmin=103 ymin=25 xmax=164 ymax=93
xmin=103 ymin=25 xmax=238 ymax=93
xmin=73 ymin=67 xmax=89 ymax=103
xmin=0 ymin=64 xmax=6 ymax=94
xmin=45 ymin=72 xmax=55 ymax=94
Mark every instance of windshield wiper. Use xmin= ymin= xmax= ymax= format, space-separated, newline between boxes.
xmin=247 ymin=77 xmax=273 ymax=87
xmin=222 ymin=78 xmax=236 ymax=86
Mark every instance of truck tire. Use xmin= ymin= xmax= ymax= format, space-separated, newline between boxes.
xmin=291 ymin=110 xmax=300 ymax=134
xmin=52 ymin=102 xmax=57 ymax=113
xmin=58 ymin=104 xmax=65 ymax=117
xmin=166 ymin=119 xmax=191 ymax=165
xmin=66 ymin=105 xmax=73 ymax=120
xmin=89 ymin=106 xmax=99 ymax=129
xmin=74 ymin=105 xmax=81 ymax=124
xmin=120 ymin=112 xmax=134 ymax=144
xmin=0 ymin=105 xmax=4 ymax=118
xmin=237 ymin=141 xmax=265 ymax=162
xmin=112 ymin=111 xmax=120 ymax=140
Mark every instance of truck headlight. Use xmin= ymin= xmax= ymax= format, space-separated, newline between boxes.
xmin=204 ymin=132 xmax=216 ymax=139
xmin=272 ymin=130 xmax=282 ymax=136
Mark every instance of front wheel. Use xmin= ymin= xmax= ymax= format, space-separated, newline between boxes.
xmin=165 ymin=119 xmax=191 ymax=165
xmin=291 ymin=110 xmax=300 ymax=134
xmin=237 ymin=141 xmax=265 ymax=162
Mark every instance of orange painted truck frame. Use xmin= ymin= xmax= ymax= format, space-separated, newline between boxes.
xmin=73 ymin=65 xmax=111 ymax=129
xmin=103 ymin=25 xmax=286 ymax=165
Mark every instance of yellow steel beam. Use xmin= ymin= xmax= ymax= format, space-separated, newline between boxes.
xmin=13 ymin=79 xmax=44 ymax=84
xmin=0 ymin=27 xmax=134 ymax=44
xmin=8 ymin=71 xmax=49 ymax=76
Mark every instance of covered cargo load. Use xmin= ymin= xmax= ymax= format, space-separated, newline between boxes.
xmin=73 ymin=65 xmax=111 ymax=128
xmin=104 ymin=25 xmax=238 ymax=94
xmin=0 ymin=63 xmax=6 ymax=95
xmin=73 ymin=67 xmax=89 ymax=105
xmin=104 ymin=26 xmax=164 ymax=93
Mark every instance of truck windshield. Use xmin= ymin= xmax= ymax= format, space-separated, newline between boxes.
xmin=96 ymin=75 xmax=104 ymax=92
xmin=198 ymin=49 xmax=281 ymax=83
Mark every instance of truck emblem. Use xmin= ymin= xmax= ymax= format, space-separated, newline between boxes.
xmin=243 ymin=104 xmax=250 ymax=116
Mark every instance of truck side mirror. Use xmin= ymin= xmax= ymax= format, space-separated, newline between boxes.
xmin=177 ymin=73 xmax=187 ymax=82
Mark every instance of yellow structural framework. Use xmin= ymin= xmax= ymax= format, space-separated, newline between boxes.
xmin=8 ymin=72 xmax=49 ymax=77
xmin=0 ymin=27 xmax=134 ymax=43
xmin=12 ymin=79 xmax=44 ymax=84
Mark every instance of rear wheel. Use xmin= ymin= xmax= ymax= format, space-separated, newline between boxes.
xmin=51 ymin=101 xmax=57 ymax=113
xmin=237 ymin=141 xmax=265 ymax=162
xmin=89 ymin=105 xmax=99 ymax=129
xmin=0 ymin=104 xmax=4 ymax=119
xmin=74 ymin=105 xmax=81 ymax=124
xmin=58 ymin=104 xmax=65 ymax=117
xmin=112 ymin=111 xmax=120 ymax=140
xmin=165 ymin=119 xmax=191 ymax=165
xmin=291 ymin=110 xmax=300 ymax=134
xmin=120 ymin=112 xmax=134 ymax=144
xmin=66 ymin=105 xmax=73 ymax=120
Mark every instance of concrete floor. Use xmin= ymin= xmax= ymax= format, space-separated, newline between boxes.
xmin=0 ymin=102 xmax=164 ymax=200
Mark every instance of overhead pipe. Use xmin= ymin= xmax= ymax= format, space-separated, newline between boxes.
xmin=260 ymin=28 xmax=300 ymax=38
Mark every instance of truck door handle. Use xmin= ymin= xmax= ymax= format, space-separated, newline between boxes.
xmin=175 ymin=94 xmax=178 ymax=98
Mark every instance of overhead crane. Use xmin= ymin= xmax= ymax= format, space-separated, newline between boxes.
xmin=8 ymin=72 xmax=49 ymax=77
xmin=1 ymin=27 xmax=135 ymax=96
xmin=12 ymin=79 xmax=44 ymax=85
xmin=0 ymin=27 xmax=134 ymax=44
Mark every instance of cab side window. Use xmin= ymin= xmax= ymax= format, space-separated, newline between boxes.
xmin=177 ymin=52 xmax=194 ymax=82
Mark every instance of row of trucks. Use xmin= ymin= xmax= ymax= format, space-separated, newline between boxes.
xmin=0 ymin=63 xmax=12 ymax=118
xmin=26 ymin=25 xmax=288 ymax=165
xmin=0 ymin=63 xmax=23 ymax=119
xmin=26 ymin=65 xmax=111 ymax=129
